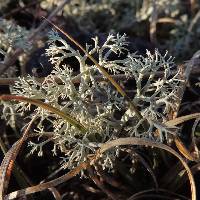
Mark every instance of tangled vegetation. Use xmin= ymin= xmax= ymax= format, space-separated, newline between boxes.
xmin=0 ymin=1 xmax=200 ymax=200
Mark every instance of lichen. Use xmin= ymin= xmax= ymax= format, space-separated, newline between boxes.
xmin=4 ymin=31 xmax=182 ymax=169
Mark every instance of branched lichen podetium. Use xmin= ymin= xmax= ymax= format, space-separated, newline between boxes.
xmin=1 ymin=31 xmax=182 ymax=169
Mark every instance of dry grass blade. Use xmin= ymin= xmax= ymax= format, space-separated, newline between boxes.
xmin=174 ymin=137 xmax=196 ymax=161
xmin=157 ymin=17 xmax=178 ymax=24
xmin=191 ymin=119 xmax=200 ymax=159
xmin=4 ymin=161 xmax=89 ymax=200
xmin=0 ymin=134 xmax=33 ymax=197
xmin=165 ymin=113 xmax=200 ymax=161
xmin=99 ymin=137 xmax=196 ymax=200
xmin=0 ymin=115 xmax=37 ymax=200
xmin=0 ymin=95 xmax=86 ymax=133
xmin=163 ymin=52 xmax=199 ymax=161
xmin=48 ymin=187 xmax=62 ymax=200
xmin=4 ymin=137 xmax=196 ymax=200
xmin=127 ymin=188 xmax=189 ymax=200
xmin=165 ymin=113 xmax=200 ymax=127
xmin=128 ymin=194 xmax=182 ymax=200
xmin=43 ymin=17 xmax=144 ymax=123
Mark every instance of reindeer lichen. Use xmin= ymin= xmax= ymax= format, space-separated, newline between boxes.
xmin=4 ymin=31 xmax=182 ymax=169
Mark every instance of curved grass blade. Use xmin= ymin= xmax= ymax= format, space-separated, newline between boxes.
xmin=0 ymin=116 xmax=36 ymax=200
xmin=99 ymin=137 xmax=196 ymax=200
xmin=0 ymin=95 xmax=87 ymax=133
xmin=165 ymin=113 xmax=200 ymax=126
xmin=5 ymin=161 xmax=89 ymax=200
xmin=5 ymin=137 xmax=196 ymax=200
xmin=127 ymin=188 xmax=189 ymax=200
xmin=165 ymin=113 xmax=200 ymax=161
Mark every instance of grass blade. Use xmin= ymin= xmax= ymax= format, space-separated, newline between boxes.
xmin=0 ymin=95 xmax=87 ymax=133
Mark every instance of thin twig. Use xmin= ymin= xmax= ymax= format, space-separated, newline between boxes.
xmin=2 ymin=65 xmax=200 ymax=86
xmin=0 ymin=74 xmax=129 ymax=85
xmin=29 ymin=0 xmax=70 ymax=40
xmin=0 ymin=0 xmax=71 ymax=75
xmin=3 ymin=0 xmax=42 ymax=18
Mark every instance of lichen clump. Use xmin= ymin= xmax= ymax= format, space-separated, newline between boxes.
xmin=9 ymin=31 xmax=181 ymax=169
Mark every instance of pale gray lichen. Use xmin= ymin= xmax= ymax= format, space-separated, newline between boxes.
xmin=5 ymin=31 xmax=182 ymax=169
xmin=0 ymin=19 xmax=31 ymax=51
xmin=0 ymin=19 xmax=32 ymax=78
xmin=136 ymin=0 xmax=181 ymax=21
